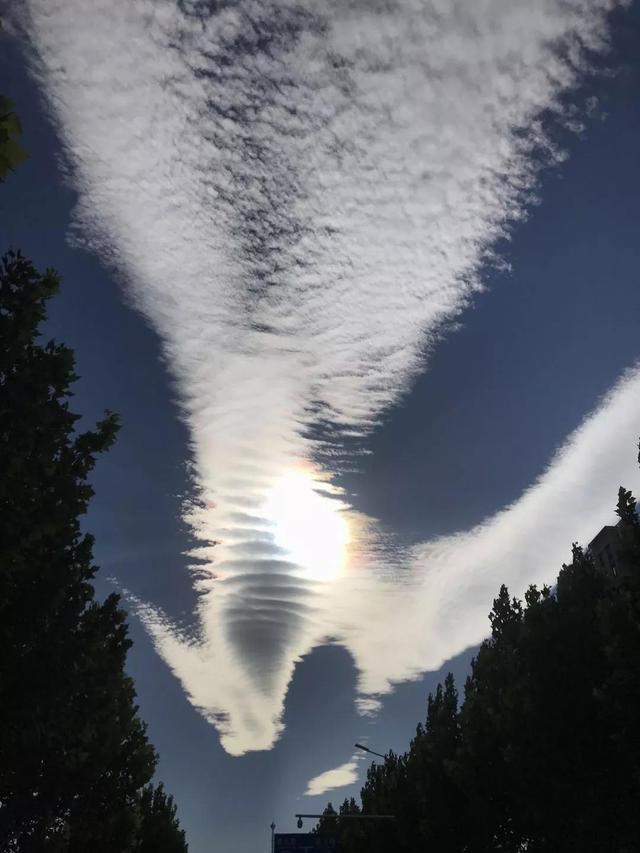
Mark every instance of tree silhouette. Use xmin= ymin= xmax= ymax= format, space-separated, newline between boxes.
xmin=0 ymin=251 xmax=187 ymax=851
xmin=319 ymin=447 xmax=640 ymax=851
xmin=137 ymin=784 xmax=188 ymax=853
xmin=0 ymin=97 xmax=28 ymax=181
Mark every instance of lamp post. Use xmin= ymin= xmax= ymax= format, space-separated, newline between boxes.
xmin=270 ymin=821 xmax=275 ymax=853
xmin=279 ymin=745 xmax=394 ymax=847
xmin=354 ymin=741 xmax=386 ymax=760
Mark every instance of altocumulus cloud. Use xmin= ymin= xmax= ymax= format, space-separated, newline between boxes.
xmin=15 ymin=0 xmax=639 ymax=759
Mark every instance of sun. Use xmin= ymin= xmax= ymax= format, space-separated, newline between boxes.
xmin=263 ymin=470 xmax=349 ymax=581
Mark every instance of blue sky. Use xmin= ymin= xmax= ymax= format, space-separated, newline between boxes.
xmin=2 ymin=2 xmax=640 ymax=851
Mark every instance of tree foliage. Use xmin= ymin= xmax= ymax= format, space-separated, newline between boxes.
xmin=0 ymin=251 xmax=187 ymax=851
xmin=0 ymin=97 xmax=28 ymax=181
xmin=320 ymin=459 xmax=640 ymax=852
xmin=137 ymin=784 xmax=188 ymax=853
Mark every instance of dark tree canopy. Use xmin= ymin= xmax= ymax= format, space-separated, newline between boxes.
xmin=137 ymin=784 xmax=188 ymax=853
xmin=0 ymin=251 xmax=187 ymax=851
xmin=0 ymin=96 xmax=28 ymax=181
xmin=319 ymin=451 xmax=640 ymax=853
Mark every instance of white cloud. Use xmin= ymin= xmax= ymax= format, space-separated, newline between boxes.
xmin=305 ymin=758 xmax=360 ymax=797
xmin=338 ymin=366 xmax=640 ymax=699
xmin=17 ymin=0 xmax=637 ymax=757
xmin=354 ymin=697 xmax=383 ymax=718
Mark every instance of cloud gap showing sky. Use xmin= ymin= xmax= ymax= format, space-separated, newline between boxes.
xmin=16 ymin=0 xmax=640 ymax=768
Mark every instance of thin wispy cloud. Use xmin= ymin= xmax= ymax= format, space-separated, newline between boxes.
xmin=17 ymin=0 xmax=638 ymax=756
xmin=305 ymin=756 xmax=361 ymax=798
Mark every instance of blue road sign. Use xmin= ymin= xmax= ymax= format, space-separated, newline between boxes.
xmin=274 ymin=833 xmax=338 ymax=852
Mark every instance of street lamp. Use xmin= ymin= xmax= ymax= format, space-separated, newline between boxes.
xmin=354 ymin=742 xmax=386 ymax=759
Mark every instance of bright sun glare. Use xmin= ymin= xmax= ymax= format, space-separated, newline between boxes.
xmin=264 ymin=471 xmax=349 ymax=581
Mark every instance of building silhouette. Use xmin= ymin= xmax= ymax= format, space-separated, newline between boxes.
xmin=589 ymin=521 xmax=634 ymax=579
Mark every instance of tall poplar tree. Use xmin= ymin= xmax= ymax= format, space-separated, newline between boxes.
xmin=0 ymin=251 xmax=187 ymax=851
xmin=318 ymin=449 xmax=640 ymax=852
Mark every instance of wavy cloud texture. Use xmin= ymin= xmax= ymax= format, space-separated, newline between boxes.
xmin=19 ymin=0 xmax=638 ymax=759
